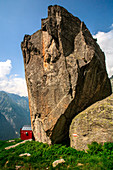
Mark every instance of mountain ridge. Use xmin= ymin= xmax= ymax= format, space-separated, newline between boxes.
xmin=0 ymin=91 xmax=30 ymax=140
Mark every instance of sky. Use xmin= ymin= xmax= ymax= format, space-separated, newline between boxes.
xmin=0 ymin=0 xmax=113 ymax=96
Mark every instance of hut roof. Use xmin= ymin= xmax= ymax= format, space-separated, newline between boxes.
xmin=22 ymin=125 xmax=32 ymax=131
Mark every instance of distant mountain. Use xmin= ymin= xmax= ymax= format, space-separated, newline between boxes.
xmin=110 ymin=76 xmax=113 ymax=93
xmin=0 ymin=91 xmax=31 ymax=140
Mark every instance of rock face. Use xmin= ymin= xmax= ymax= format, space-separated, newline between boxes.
xmin=70 ymin=94 xmax=113 ymax=150
xmin=110 ymin=76 xmax=113 ymax=93
xmin=21 ymin=5 xmax=111 ymax=145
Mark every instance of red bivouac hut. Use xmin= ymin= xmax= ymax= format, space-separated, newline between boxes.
xmin=20 ymin=125 xmax=33 ymax=140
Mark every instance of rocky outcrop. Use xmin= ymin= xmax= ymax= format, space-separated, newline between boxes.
xmin=70 ymin=94 xmax=113 ymax=150
xmin=21 ymin=5 xmax=111 ymax=145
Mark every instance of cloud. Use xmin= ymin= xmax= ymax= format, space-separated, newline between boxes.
xmin=110 ymin=24 xmax=113 ymax=29
xmin=93 ymin=25 xmax=113 ymax=77
xmin=0 ymin=60 xmax=28 ymax=96
xmin=0 ymin=60 xmax=12 ymax=78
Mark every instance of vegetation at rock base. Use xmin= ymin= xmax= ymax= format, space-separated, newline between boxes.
xmin=0 ymin=139 xmax=113 ymax=169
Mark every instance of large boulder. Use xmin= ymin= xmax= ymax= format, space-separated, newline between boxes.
xmin=70 ymin=94 xmax=113 ymax=150
xmin=21 ymin=5 xmax=111 ymax=145
xmin=110 ymin=76 xmax=113 ymax=92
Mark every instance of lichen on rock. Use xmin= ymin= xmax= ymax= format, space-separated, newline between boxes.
xmin=21 ymin=5 xmax=111 ymax=145
xmin=70 ymin=94 xmax=113 ymax=150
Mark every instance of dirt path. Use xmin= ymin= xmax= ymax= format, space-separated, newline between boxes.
xmin=5 ymin=139 xmax=32 ymax=150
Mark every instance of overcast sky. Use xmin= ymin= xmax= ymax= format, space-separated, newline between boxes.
xmin=0 ymin=0 xmax=113 ymax=96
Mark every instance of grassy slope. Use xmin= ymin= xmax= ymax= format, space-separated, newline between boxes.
xmin=0 ymin=139 xmax=113 ymax=170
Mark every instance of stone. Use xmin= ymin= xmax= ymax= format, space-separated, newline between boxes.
xmin=5 ymin=139 xmax=32 ymax=150
xmin=7 ymin=140 xmax=15 ymax=143
xmin=5 ymin=161 xmax=9 ymax=166
xmin=52 ymin=159 xmax=65 ymax=167
xmin=19 ymin=153 xmax=31 ymax=157
xmin=77 ymin=163 xmax=84 ymax=166
xmin=70 ymin=94 xmax=113 ymax=150
xmin=15 ymin=165 xmax=22 ymax=170
xmin=21 ymin=5 xmax=111 ymax=145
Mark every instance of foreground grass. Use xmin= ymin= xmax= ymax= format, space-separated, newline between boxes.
xmin=0 ymin=139 xmax=113 ymax=169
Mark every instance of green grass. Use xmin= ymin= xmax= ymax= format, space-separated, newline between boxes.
xmin=0 ymin=140 xmax=113 ymax=169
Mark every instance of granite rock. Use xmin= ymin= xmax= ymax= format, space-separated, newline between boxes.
xmin=21 ymin=5 xmax=111 ymax=144
xmin=70 ymin=94 xmax=113 ymax=150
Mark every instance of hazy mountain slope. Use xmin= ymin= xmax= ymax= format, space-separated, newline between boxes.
xmin=7 ymin=93 xmax=30 ymax=112
xmin=0 ymin=91 xmax=30 ymax=140
xmin=0 ymin=113 xmax=17 ymax=140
